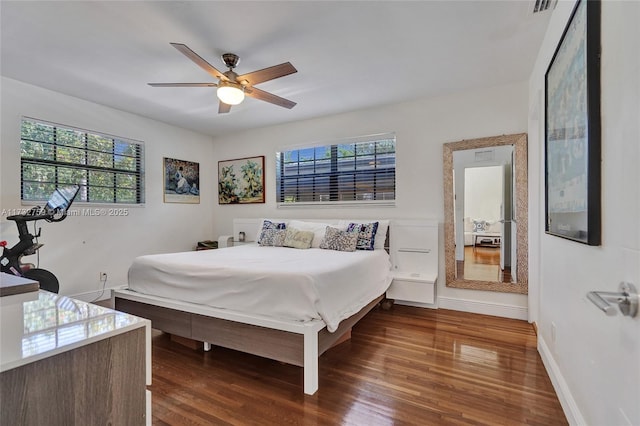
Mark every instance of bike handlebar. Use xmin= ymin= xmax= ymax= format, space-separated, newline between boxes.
xmin=6 ymin=205 xmax=69 ymax=224
xmin=7 ymin=213 xmax=53 ymax=222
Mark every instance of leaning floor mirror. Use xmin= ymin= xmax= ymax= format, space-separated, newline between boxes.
xmin=443 ymin=133 xmax=528 ymax=294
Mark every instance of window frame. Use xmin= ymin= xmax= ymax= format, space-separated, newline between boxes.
xmin=276 ymin=133 xmax=396 ymax=208
xmin=20 ymin=117 xmax=145 ymax=206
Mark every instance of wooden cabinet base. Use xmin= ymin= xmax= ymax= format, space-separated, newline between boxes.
xmin=1 ymin=328 xmax=146 ymax=426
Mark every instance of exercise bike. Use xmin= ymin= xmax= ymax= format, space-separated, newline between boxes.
xmin=1 ymin=184 xmax=80 ymax=293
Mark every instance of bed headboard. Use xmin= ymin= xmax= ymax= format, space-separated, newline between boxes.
xmin=230 ymin=219 xmax=436 ymax=274
xmin=232 ymin=218 xmax=393 ymax=244
xmin=232 ymin=218 xmax=350 ymax=244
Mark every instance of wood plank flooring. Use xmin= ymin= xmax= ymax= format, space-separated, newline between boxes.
xmin=148 ymin=305 xmax=567 ymax=425
xmin=457 ymin=247 xmax=512 ymax=283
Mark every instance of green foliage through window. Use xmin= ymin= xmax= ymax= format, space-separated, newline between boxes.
xmin=20 ymin=117 xmax=145 ymax=204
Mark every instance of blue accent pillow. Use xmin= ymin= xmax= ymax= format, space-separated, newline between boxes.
xmin=346 ymin=221 xmax=379 ymax=250
xmin=258 ymin=220 xmax=287 ymax=246
xmin=472 ymin=220 xmax=487 ymax=232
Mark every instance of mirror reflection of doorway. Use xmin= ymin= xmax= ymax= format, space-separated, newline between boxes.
xmin=461 ymin=166 xmax=510 ymax=282
xmin=453 ymin=145 xmax=515 ymax=284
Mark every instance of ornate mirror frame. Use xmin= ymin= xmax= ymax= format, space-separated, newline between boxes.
xmin=443 ymin=133 xmax=528 ymax=294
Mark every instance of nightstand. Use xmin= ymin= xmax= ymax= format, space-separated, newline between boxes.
xmin=218 ymin=235 xmax=254 ymax=248
xmin=387 ymin=261 xmax=437 ymax=304
xmin=386 ymin=220 xmax=439 ymax=306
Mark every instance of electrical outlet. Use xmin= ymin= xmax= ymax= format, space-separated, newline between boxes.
xmin=551 ymin=321 xmax=557 ymax=344
xmin=100 ymin=272 xmax=108 ymax=281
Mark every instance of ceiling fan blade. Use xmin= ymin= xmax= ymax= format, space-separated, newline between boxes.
xmin=245 ymin=87 xmax=296 ymax=109
xmin=148 ymin=83 xmax=218 ymax=87
xmin=170 ymin=43 xmax=227 ymax=81
xmin=237 ymin=62 xmax=297 ymax=86
xmin=218 ymin=102 xmax=232 ymax=114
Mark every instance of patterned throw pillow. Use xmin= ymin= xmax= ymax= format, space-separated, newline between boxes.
xmin=258 ymin=220 xmax=287 ymax=246
xmin=272 ymin=229 xmax=287 ymax=247
xmin=283 ymin=228 xmax=314 ymax=249
xmin=472 ymin=220 xmax=487 ymax=232
xmin=346 ymin=222 xmax=379 ymax=250
xmin=319 ymin=226 xmax=358 ymax=252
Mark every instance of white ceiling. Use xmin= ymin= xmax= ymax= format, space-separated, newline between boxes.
xmin=0 ymin=1 xmax=552 ymax=138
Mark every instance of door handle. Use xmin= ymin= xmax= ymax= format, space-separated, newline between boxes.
xmin=587 ymin=282 xmax=638 ymax=318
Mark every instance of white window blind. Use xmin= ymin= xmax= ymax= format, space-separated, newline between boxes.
xmin=276 ymin=133 xmax=396 ymax=207
xmin=20 ymin=117 xmax=145 ymax=205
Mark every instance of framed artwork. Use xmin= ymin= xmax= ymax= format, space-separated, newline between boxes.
xmin=218 ymin=156 xmax=265 ymax=204
xmin=163 ymin=157 xmax=200 ymax=204
xmin=545 ymin=0 xmax=601 ymax=245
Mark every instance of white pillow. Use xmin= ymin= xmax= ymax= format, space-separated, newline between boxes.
xmin=287 ymin=220 xmax=332 ymax=248
xmin=338 ymin=219 xmax=389 ymax=250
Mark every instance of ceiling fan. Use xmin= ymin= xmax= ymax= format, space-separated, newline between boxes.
xmin=149 ymin=43 xmax=297 ymax=114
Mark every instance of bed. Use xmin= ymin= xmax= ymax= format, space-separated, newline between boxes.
xmin=114 ymin=218 xmax=392 ymax=395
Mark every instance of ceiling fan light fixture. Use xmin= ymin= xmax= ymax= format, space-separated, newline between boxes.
xmin=217 ymin=81 xmax=245 ymax=105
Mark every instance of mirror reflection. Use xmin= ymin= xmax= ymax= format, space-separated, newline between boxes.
xmin=443 ymin=134 xmax=528 ymax=294
xmin=454 ymin=146 xmax=514 ymax=283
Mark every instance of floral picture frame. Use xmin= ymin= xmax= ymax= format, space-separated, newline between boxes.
xmin=218 ymin=156 xmax=265 ymax=204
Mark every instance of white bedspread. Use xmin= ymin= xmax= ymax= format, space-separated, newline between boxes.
xmin=128 ymin=245 xmax=392 ymax=332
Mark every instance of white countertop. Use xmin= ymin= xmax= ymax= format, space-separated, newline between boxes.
xmin=1 ymin=290 xmax=149 ymax=373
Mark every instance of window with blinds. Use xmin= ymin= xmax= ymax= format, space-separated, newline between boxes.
xmin=20 ymin=117 xmax=145 ymax=204
xmin=276 ymin=133 xmax=396 ymax=206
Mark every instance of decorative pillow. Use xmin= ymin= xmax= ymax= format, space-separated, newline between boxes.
xmin=287 ymin=220 xmax=332 ymax=248
xmin=319 ymin=226 xmax=358 ymax=252
xmin=258 ymin=220 xmax=287 ymax=246
xmin=272 ymin=229 xmax=287 ymax=247
xmin=472 ymin=220 xmax=487 ymax=232
xmin=346 ymin=221 xmax=379 ymax=250
xmin=255 ymin=218 xmax=288 ymax=242
xmin=283 ymin=228 xmax=314 ymax=249
xmin=338 ymin=219 xmax=389 ymax=250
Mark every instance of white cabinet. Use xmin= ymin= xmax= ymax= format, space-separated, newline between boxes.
xmin=388 ymin=264 xmax=437 ymax=305
xmin=387 ymin=220 xmax=438 ymax=306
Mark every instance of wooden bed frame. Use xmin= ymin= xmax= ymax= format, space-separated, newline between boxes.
xmin=114 ymin=218 xmax=392 ymax=395
xmin=114 ymin=288 xmax=383 ymax=395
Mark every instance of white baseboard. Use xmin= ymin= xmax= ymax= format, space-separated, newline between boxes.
xmin=69 ymin=286 xmax=120 ymax=303
xmin=538 ymin=336 xmax=586 ymax=425
xmin=437 ymin=296 xmax=528 ymax=320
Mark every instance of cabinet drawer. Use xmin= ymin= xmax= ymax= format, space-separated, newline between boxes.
xmin=387 ymin=278 xmax=435 ymax=304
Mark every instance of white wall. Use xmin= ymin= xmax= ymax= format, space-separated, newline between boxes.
xmin=211 ymin=81 xmax=529 ymax=318
xmin=464 ymin=166 xmax=502 ymax=222
xmin=529 ymin=1 xmax=640 ymax=425
xmin=0 ymin=77 xmax=215 ymax=300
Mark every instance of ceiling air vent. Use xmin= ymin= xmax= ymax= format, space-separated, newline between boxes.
xmin=475 ymin=150 xmax=494 ymax=162
xmin=533 ymin=0 xmax=554 ymax=13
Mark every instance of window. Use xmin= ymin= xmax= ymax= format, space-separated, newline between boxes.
xmin=20 ymin=117 xmax=145 ymax=204
xmin=276 ymin=133 xmax=395 ymax=206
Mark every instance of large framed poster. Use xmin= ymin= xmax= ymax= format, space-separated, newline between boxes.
xmin=545 ymin=0 xmax=601 ymax=245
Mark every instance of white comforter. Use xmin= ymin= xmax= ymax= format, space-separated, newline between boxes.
xmin=128 ymin=245 xmax=392 ymax=332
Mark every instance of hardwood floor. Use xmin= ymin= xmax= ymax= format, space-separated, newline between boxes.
xmin=457 ymin=246 xmax=512 ymax=283
xmin=149 ymin=305 xmax=567 ymax=425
